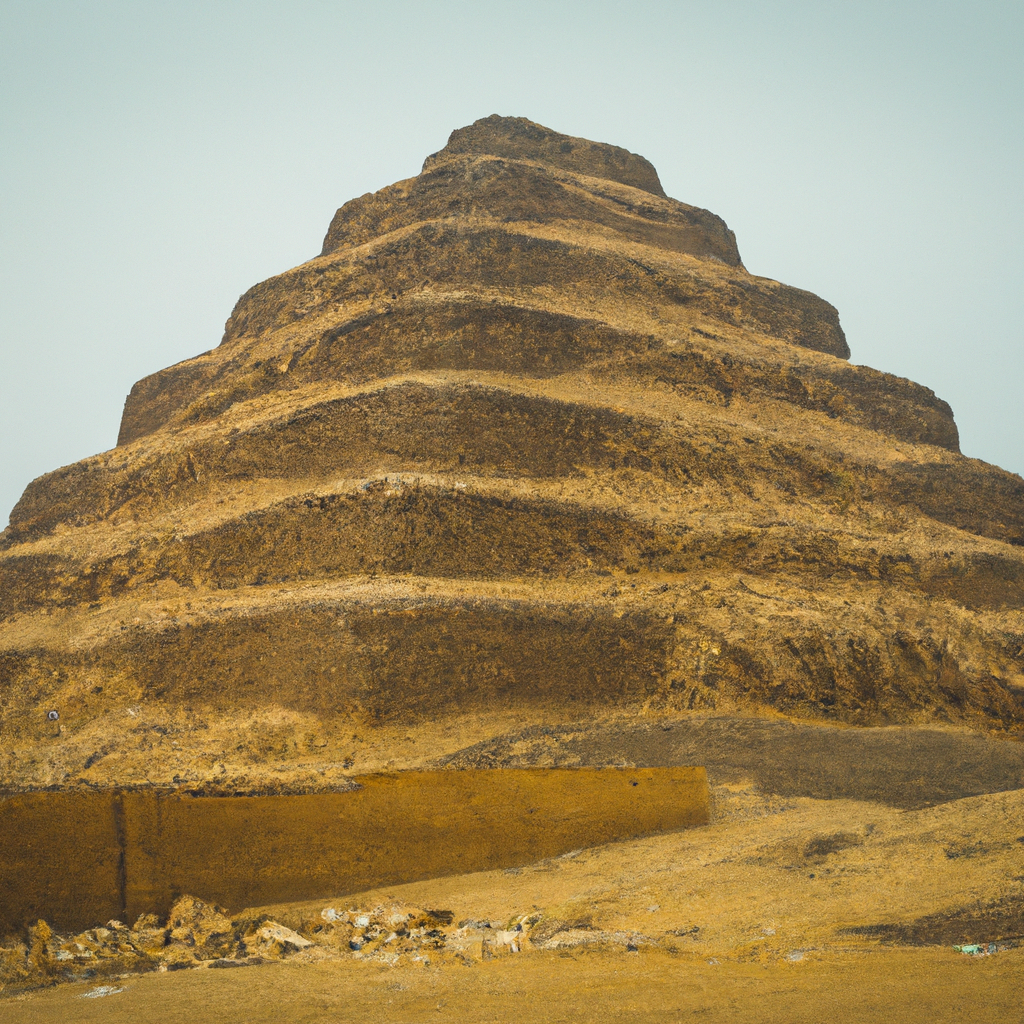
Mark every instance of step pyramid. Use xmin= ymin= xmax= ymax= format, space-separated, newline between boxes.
xmin=2 ymin=115 xmax=1022 ymax=790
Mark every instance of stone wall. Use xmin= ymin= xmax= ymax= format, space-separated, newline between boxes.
xmin=0 ymin=767 xmax=708 ymax=934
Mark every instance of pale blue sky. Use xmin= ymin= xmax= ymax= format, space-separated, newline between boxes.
xmin=1 ymin=1 xmax=1021 ymax=524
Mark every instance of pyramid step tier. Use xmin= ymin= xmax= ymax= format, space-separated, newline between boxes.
xmin=13 ymin=378 xmax=1009 ymax=551
xmin=321 ymin=152 xmax=739 ymax=262
xmin=4 ymin=479 xmax=1024 ymax=620
xmin=3 ymin=576 xmax=1022 ymax=738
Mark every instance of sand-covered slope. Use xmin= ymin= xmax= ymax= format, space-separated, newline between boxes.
xmin=3 ymin=782 xmax=1022 ymax=1020
xmin=1 ymin=115 xmax=1023 ymax=791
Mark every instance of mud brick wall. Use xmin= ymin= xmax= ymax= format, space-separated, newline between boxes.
xmin=0 ymin=767 xmax=708 ymax=934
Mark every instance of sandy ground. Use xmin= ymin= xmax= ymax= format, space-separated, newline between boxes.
xmin=2 ymin=947 xmax=1020 ymax=1024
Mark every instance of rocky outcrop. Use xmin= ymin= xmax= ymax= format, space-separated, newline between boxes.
xmin=1 ymin=115 xmax=1022 ymax=792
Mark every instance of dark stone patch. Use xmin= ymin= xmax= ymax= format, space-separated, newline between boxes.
xmin=839 ymin=895 xmax=1024 ymax=946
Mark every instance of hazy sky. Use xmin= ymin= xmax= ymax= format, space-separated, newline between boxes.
xmin=1 ymin=1 xmax=1021 ymax=525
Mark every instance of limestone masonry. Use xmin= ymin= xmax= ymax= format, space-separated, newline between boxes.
xmin=1 ymin=115 xmax=1023 ymax=793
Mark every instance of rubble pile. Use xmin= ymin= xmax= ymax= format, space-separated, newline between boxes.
xmin=0 ymin=896 xmax=311 ymax=993
xmin=305 ymin=905 xmax=548 ymax=963
xmin=0 ymin=895 xmax=660 ymax=994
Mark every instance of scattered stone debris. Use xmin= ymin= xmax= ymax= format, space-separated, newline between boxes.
xmin=0 ymin=896 xmax=315 ymax=995
xmin=0 ymin=897 xmax=670 ymax=995
xmin=11 ymin=895 xmax=1012 ymax=998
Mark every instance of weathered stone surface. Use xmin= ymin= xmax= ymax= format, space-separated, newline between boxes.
xmin=130 ymin=913 xmax=169 ymax=956
xmin=1 ymin=115 xmax=1022 ymax=794
xmin=421 ymin=114 xmax=669 ymax=197
xmin=166 ymin=896 xmax=236 ymax=960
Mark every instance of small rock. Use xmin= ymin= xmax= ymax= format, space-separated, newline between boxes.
xmin=79 ymin=985 xmax=124 ymax=998
xmin=130 ymin=913 xmax=169 ymax=956
xmin=446 ymin=931 xmax=485 ymax=960
xmin=27 ymin=921 xmax=56 ymax=973
xmin=483 ymin=930 xmax=521 ymax=957
xmin=244 ymin=921 xmax=313 ymax=959
xmin=0 ymin=943 xmax=30 ymax=986
xmin=167 ymin=896 xmax=236 ymax=959
xmin=57 ymin=941 xmax=95 ymax=961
